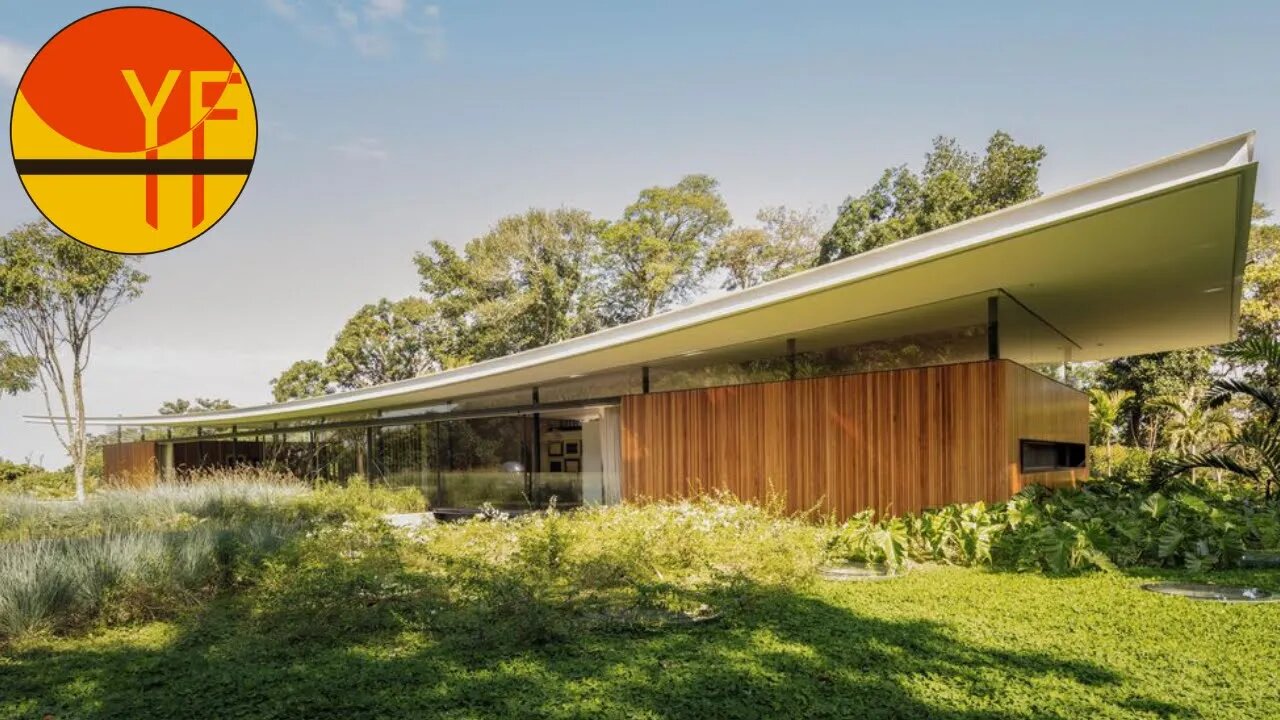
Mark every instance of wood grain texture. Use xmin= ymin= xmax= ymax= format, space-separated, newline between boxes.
xmin=102 ymin=441 xmax=157 ymax=487
xmin=621 ymin=359 xmax=1087 ymax=518
xmin=1004 ymin=362 xmax=1090 ymax=491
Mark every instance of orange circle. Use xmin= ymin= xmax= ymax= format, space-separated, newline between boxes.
xmin=10 ymin=7 xmax=257 ymax=254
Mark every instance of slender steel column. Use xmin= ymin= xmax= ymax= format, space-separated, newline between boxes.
xmin=987 ymin=295 xmax=1000 ymax=360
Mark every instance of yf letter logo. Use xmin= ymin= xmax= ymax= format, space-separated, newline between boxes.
xmin=10 ymin=7 xmax=257 ymax=254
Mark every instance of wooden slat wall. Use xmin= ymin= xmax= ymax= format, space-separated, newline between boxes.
xmin=621 ymin=360 xmax=1012 ymax=518
xmin=102 ymin=440 xmax=158 ymax=487
xmin=1003 ymin=363 xmax=1090 ymax=491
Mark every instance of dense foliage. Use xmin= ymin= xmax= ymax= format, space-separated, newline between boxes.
xmin=831 ymin=482 xmax=1280 ymax=574
xmin=817 ymin=132 xmax=1046 ymax=264
xmin=0 ymin=459 xmax=81 ymax=500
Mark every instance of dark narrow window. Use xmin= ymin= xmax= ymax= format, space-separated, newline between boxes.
xmin=1020 ymin=440 xmax=1086 ymax=473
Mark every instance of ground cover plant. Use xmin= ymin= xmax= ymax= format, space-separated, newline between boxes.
xmin=3 ymin=563 xmax=1277 ymax=718
xmin=2 ymin=477 xmax=1279 ymax=717
xmin=828 ymin=480 xmax=1280 ymax=573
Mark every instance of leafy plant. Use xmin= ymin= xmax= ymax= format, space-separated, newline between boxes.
xmin=1167 ymin=336 xmax=1280 ymax=499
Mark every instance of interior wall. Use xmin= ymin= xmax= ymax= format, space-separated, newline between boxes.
xmin=579 ymin=417 xmax=604 ymax=504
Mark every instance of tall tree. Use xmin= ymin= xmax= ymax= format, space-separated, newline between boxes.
xmin=271 ymin=359 xmax=335 ymax=402
xmin=1097 ymin=350 xmax=1214 ymax=451
xmin=416 ymin=208 xmax=605 ymax=359
xmin=0 ymin=221 xmax=148 ymax=501
xmin=599 ymin=175 xmax=731 ymax=323
xmin=326 ymin=297 xmax=454 ymax=389
xmin=708 ymin=205 xmax=823 ymax=290
xmin=1239 ymin=203 xmax=1280 ymax=338
xmin=270 ymin=297 xmax=454 ymax=401
xmin=817 ymin=131 xmax=1045 ymax=264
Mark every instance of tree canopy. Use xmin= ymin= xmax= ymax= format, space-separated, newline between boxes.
xmin=416 ymin=208 xmax=605 ymax=361
xmin=708 ymin=206 xmax=823 ymax=290
xmin=0 ymin=340 xmax=35 ymax=399
xmin=326 ymin=297 xmax=454 ymax=389
xmin=270 ymin=297 xmax=454 ymax=402
xmin=817 ymin=132 xmax=1046 ymax=264
xmin=158 ymin=398 xmax=235 ymax=415
xmin=599 ymin=174 xmax=732 ymax=323
xmin=271 ymin=359 xmax=335 ymax=403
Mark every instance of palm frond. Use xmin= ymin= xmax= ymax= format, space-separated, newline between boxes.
xmin=1206 ymin=378 xmax=1280 ymax=419
xmin=1219 ymin=335 xmax=1280 ymax=368
xmin=1158 ymin=451 xmax=1261 ymax=482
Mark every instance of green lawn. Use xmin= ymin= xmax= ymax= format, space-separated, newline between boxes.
xmin=4 ymin=566 xmax=1278 ymax=719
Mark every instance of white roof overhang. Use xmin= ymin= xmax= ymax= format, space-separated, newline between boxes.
xmin=38 ymin=132 xmax=1257 ymax=428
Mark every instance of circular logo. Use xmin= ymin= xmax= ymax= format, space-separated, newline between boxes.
xmin=10 ymin=7 xmax=256 ymax=254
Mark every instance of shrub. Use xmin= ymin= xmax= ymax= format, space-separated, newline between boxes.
xmin=0 ymin=459 xmax=84 ymax=499
xmin=824 ymin=482 xmax=1280 ymax=574
xmin=376 ymin=497 xmax=823 ymax=643
xmin=0 ymin=520 xmax=297 ymax=640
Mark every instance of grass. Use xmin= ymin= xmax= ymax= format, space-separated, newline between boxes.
xmin=1 ymin=566 xmax=1277 ymax=719
xmin=2 ymin=484 xmax=1278 ymax=717
xmin=0 ymin=472 xmax=425 ymax=542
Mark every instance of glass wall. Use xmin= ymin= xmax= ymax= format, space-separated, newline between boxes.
xmin=434 ymin=416 xmax=532 ymax=508
xmin=997 ymin=294 xmax=1075 ymax=378
xmin=540 ymin=368 xmax=644 ymax=403
xmin=647 ymin=292 xmax=992 ymax=393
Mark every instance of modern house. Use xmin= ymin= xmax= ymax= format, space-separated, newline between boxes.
xmin=51 ymin=133 xmax=1257 ymax=518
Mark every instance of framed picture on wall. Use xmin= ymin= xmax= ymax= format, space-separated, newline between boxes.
xmin=564 ymin=441 xmax=580 ymax=457
xmin=549 ymin=459 xmax=564 ymax=472
xmin=564 ymin=459 xmax=580 ymax=473
xmin=548 ymin=441 xmax=563 ymax=457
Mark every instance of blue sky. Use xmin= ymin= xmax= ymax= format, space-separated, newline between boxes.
xmin=1 ymin=1 xmax=1278 ymax=465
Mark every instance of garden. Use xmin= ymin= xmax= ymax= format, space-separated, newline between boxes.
xmin=2 ymin=469 xmax=1278 ymax=719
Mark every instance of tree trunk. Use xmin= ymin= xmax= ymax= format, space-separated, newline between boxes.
xmin=1105 ymin=437 xmax=1113 ymax=476
xmin=72 ymin=364 xmax=87 ymax=502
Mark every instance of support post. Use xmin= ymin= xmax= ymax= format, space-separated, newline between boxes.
xmin=365 ymin=426 xmax=375 ymax=486
xmin=987 ymin=295 xmax=1000 ymax=360
xmin=787 ymin=338 xmax=797 ymax=381
xmin=641 ymin=366 xmax=650 ymax=394
xmin=529 ymin=413 xmax=540 ymax=505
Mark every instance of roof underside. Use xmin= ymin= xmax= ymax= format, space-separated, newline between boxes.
xmin=60 ymin=132 xmax=1257 ymax=428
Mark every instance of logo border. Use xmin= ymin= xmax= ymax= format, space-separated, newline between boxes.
xmin=9 ymin=4 xmax=259 ymax=256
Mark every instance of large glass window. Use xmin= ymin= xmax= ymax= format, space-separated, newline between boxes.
xmin=540 ymin=368 xmax=644 ymax=403
xmin=646 ymin=293 xmax=992 ymax=392
xmin=436 ymin=417 xmax=532 ymax=508
xmin=997 ymin=293 xmax=1076 ymax=378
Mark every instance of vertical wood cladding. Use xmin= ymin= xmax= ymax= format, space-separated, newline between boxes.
xmin=1004 ymin=362 xmax=1090 ymax=491
xmin=621 ymin=359 xmax=1087 ymax=518
xmin=102 ymin=440 xmax=157 ymax=487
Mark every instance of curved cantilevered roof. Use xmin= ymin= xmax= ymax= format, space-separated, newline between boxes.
xmin=33 ymin=132 xmax=1257 ymax=428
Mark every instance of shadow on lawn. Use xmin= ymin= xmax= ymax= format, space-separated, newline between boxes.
xmin=3 ymin=582 xmax=1189 ymax=720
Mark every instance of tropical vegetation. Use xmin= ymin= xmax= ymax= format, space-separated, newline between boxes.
xmin=0 ymin=475 xmax=1277 ymax=718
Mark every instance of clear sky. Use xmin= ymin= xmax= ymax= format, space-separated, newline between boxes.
xmin=1 ymin=1 xmax=1278 ymax=465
